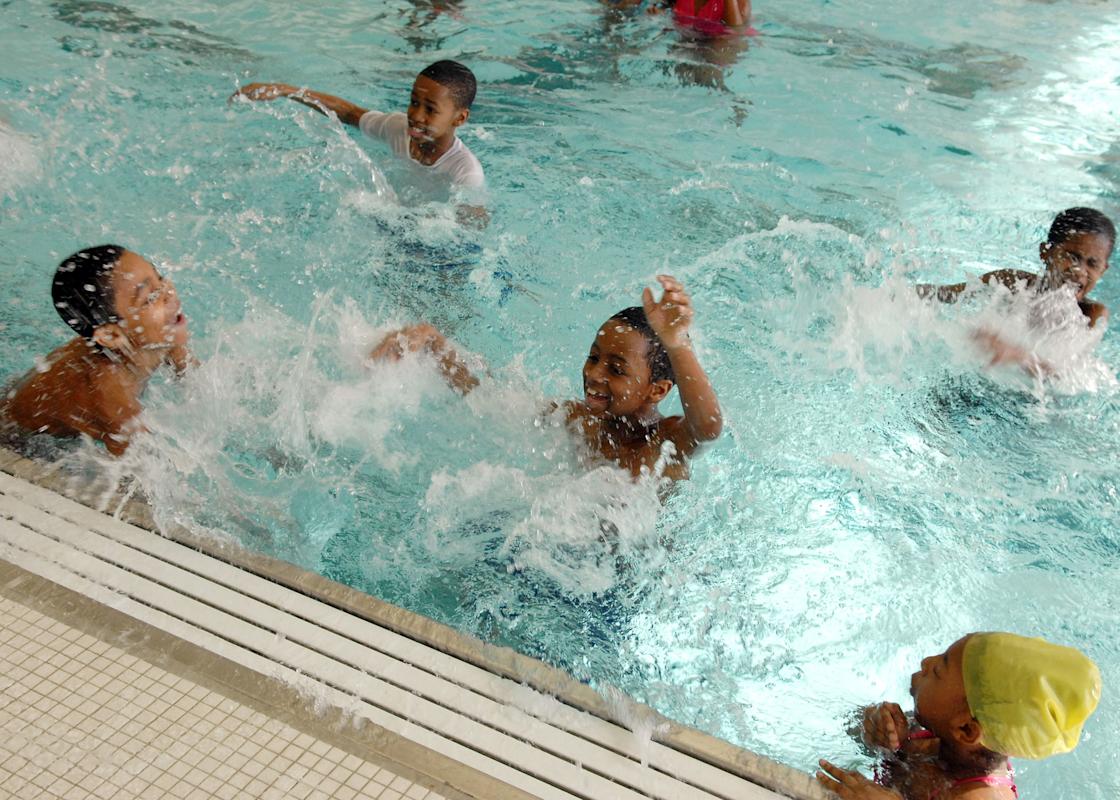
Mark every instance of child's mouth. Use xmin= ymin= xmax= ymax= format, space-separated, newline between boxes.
xmin=585 ymin=390 xmax=610 ymax=412
xmin=408 ymin=126 xmax=432 ymax=141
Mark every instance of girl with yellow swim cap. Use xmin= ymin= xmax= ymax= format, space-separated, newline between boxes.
xmin=815 ymin=632 xmax=1100 ymax=799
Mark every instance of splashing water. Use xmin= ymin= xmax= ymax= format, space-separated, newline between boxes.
xmin=2 ymin=2 xmax=1120 ymax=798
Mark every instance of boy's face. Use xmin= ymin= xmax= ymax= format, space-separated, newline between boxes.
xmin=910 ymin=635 xmax=974 ymax=739
xmin=407 ymin=75 xmax=468 ymax=144
xmin=1040 ymin=231 xmax=1112 ymax=301
xmin=105 ymin=250 xmax=189 ymax=352
xmin=583 ymin=322 xmax=667 ymax=418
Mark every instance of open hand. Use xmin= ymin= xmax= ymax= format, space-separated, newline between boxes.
xmin=860 ymin=703 xmax=909 ymax=752
xmin=642 ymin=274 xmax=693 ymax=348
xmin=816 ymin=761 xmax=903 ymax=800
xmin=230 ymin=82 xmax=296 ymax=103
xmin=369 ymin=323 xmax=445 ymax=362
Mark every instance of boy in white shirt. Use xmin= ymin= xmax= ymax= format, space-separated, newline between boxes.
xmin=233 ymin=60 xmax=485 ymax=202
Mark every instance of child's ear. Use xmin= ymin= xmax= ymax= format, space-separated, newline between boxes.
xmin=453 ymin=107 xmax=470 ymax=128
xmin=649 ymin=379 xmax=673 ymax=404
xmin=91 ymin=322 xmax=129 ymax=351
xmin=956 ymin=717 xmax=984 ymax=747
xmin=1039 ymin=241 xmax=1051 ymax=263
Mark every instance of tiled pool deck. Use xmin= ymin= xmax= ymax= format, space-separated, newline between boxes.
xmin=0 ymin=447 xmax=827 ymax=800
xmin=0 ymin=579 xmax=451 ymax=800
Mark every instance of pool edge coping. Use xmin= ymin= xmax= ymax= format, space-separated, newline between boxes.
xmin=0 ymin=444 xmax=827 ymax=800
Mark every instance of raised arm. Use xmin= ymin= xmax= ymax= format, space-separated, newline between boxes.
xmin=916 ymin=269 xmax=1036 ymax=304
xmin=231 ymin=82 xmax=369 ymax=127
xmin=369 ymin=323 xmax=479 ymax=394
xmin=643 ymin=276 xmax=723 ymax=455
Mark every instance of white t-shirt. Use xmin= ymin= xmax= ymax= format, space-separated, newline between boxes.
xmin=358 ymin=110 xmax=485 ymax=194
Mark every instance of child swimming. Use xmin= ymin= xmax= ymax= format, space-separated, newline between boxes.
xmin=1 ymin=246 xmax=192 ymax=456
xmin=918 ymin=208 xmax=1114 ymax=326
xmin=817 ymin=632 xmax=1100 ymax=799
xmin=368 ymin=275 xmax=723 ymax=481
xmin=232 ymin=60 xmax=484 ymax=197
xmin=917 ymin=208 xmax=1114 ymax=373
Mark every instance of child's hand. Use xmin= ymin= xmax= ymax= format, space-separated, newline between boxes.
xmin=816 ymin=761 xmax=903 ymax=800
xmin=369 ymin=324 xmax=445 ymax=362
xmin=860 ymin=703 xmax=909 ymax=751
xmin=971 ymin=328 xmax=1051 ymax=376
xmin=642 ymin=275 xmax=693 ymax=348
xmin=230 ymin=82 xmax=297 ymax=103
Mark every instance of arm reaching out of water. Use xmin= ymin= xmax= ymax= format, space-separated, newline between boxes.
xmin=643 ymin=275 xmax=723 ymax=455
xmin=916 ymin=269 xmax=1037 ymax=303
xmin=369 ymin=323 xmax=480 ymax=394
xmin=231 ymin=82 xmax=369 ymax=127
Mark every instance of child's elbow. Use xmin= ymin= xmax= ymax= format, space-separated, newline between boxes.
xmin=696 ymin=413 xmax=723 ymax=442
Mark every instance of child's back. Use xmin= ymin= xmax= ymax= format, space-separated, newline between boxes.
xmin=1 ymin=246 xmax=192 ymax=456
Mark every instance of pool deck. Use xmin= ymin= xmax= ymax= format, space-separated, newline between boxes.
xmin=0 ymin=446 xmax=828 ymax=800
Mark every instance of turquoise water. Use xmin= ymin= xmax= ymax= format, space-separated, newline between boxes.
xmin=2 ymin=1 xmax=1120 ymax=796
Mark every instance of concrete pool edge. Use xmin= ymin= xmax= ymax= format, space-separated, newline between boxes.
xmin=0 ymin=445 xmax=828 ymax=800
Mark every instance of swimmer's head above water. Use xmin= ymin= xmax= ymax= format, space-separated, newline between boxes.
xmin=52 ymin=245 xmax=189 ymax=357
xmin=1038 ymin=207 xmax=1115 ymax=302
xmin=582 ymin=306 xmax=676 ymax=419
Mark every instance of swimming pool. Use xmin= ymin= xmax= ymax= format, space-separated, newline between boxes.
xmin=2 ymin=1 xmax=1118 ymax=797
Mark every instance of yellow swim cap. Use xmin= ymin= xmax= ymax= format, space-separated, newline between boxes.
xmin=963 ymin=632 xmax=1101 ymax=759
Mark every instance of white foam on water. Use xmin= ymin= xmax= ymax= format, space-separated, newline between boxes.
xmin=0 ymin=118 xmax=41 ymax=198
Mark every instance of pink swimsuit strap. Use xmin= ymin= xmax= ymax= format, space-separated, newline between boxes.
xmin=928 ymin=772 xmax=1018 ymax=799
xmin=903 ymin=731 xmax=1018 ymax=799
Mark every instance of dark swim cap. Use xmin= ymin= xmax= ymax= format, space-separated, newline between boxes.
xmin=52 ymin=244 xmax=124 ymax=339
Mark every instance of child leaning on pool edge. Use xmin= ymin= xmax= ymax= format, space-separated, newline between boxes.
xmin=0 ymin=246 xmax=193 ymax=456
xmin=369 ymin=275 xmax=723 ymax=482
xmin=817 ymin=632 xmax=1101 ymax=799
xmin=232 ymin=60 xmax=484 ymax=199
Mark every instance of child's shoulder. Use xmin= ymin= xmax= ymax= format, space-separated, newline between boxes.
xmin=980 ymin=268 xmax=1037 ymax=291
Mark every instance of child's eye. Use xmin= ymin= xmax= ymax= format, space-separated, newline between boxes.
xmin=610 ymin=365 xmax=625 ymax=376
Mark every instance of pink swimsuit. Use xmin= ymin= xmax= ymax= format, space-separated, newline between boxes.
xmin=877 ymin=730 xmax=1019 ymax=799
xmin=673 ymin=0 xmax=729 ymax=36
xmin=672 ymin=0 xmax=756 ymax=37
xmin=928 ymin=773 xmax=1018 ymax=798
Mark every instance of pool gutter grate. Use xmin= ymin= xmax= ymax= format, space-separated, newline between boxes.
xmin=0 ymin=457 xmax=826 ymax=800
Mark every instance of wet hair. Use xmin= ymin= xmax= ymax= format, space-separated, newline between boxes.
xmin=419 ymin=60 xmax=477 ymax=110
xmin=51 ymin=244 xmax=124 ymax=339
xmin=606 ymin=307 xmax=674 ymax=384
xmin=1046 ymin=207 xmax=1116 ymax=249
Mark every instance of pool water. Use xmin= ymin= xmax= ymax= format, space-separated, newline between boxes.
xmin=2 ymin=1 xmax=1120 ymax=797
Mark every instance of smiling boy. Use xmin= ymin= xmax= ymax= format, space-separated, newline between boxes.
xmin=369 ymin=275 xmax=723 ymax=482
xmin=1 ymin=245 xmax=193 ymax=456
xmin=232 ymin=60 xmax=484 ymax=196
